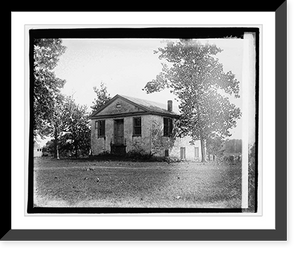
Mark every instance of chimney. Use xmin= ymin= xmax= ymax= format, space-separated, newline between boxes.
xmin=167 ymin=100 xmax=173 ymax=112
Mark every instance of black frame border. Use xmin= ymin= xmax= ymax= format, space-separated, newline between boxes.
xmin=5 ymin=2 xmax=287 ymax=240
xmin=27 ymin=26 xmax=259 ymax=215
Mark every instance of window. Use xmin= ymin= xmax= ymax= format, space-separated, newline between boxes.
xmin=133 ymin=117 xmax=142 ymax=136
xmin=165 ymin=149 xmax=169 ymax=157
xmin=95 ymin=120 xmax=105 ymax=138
xmin=163 ymin=118 xmax=173 ymax=137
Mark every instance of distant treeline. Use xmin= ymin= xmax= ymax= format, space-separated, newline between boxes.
xmin=222 ymin=139 xmax=242 ymax=155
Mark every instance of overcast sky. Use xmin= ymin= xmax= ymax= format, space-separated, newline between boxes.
xmin=54 ymin=38 xmax=243 ymax=139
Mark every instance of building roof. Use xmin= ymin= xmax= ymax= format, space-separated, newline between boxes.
xmin=90 ymin=94 xmax=179 ymax=119
xmin=120 ymin=94 xmax=178 ymax=115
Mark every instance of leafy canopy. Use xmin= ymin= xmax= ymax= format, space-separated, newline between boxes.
xmin=143 ymin=39 xmax=241 ymax=141
xmin=90 ymin=82 xmax=111 ymax=114
xmin=33 ymin=38 xmax=66 ymax=138
xmin=60 ymin=96 xmax=91 ymax=157
xmin=43 ymin=95 xmax=91 ymax=158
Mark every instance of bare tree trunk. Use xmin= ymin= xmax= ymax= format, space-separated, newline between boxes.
xmin=196 ymin=90 xmax=206 ymax=163
xmin=200 ymin=138 xmax=207 ymax=162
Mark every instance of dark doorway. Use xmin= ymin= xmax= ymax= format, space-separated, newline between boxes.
xmin=111 ymin=119 xmax=126 ymax=155
xmin=114 ymin=119 xmax=124 ymax=145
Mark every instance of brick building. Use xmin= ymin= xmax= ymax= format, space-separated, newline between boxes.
xmin=90 ymin=94 xmax=203 ymax=160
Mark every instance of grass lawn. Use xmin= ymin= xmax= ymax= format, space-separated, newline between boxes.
xmin=33 ymin=157 xmax=242 ymax=208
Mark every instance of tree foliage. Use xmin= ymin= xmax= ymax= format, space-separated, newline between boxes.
xmin=60 ymin=96 xmax=91 ymax=157
xmin=33 ymin=39 xmax=91 ymax=158
xmin=43 ymin=96 xmax=91 ymax=158
xmin=33 ymin=38 xmax=66 ymax=138
xmin=248 ymin=142 xmax=256 ymax=212
xmin=90 ymin=82 xmax=111 ymax=114
xmin=143 ymin=39 xmax=242 ymax=161
xmin=206 ymin=136 xmax=224 ymax=157
xmin=223 ymin=139 xmax=242 ymax=154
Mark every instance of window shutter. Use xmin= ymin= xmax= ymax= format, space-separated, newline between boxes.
xmin=100 ymin=120 xmax=105 ymax=136
xmin=163 ymin=118 xmax=168 ymax=136
xmin=102 ymin=120 xmax=105 ymax=136
xmin=98 ymin=121 xmax=101 ymax=138
xmin=95 ymin=121 xmax=99 ymax=138
xmin=169 ymin=118 xmax=173 ymax=136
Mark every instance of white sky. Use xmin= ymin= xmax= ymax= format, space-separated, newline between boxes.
xmin=54 ymin=38 xmax=243 ymax=139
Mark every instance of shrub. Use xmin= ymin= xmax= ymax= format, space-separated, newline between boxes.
xmin=248 ymin=143 xmax=257 ymax=212
xmin=125 ymin=150 xmax=153 ymax=161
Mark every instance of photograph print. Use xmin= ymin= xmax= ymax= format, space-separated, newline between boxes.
xmin=28 ymin=27 xmax=259 ymax=213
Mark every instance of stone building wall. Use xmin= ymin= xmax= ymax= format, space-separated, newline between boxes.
xmin=91 ymin=115 xmax=154 ymax=155
xmin=91 ymin=114 xmax=203 ymax=161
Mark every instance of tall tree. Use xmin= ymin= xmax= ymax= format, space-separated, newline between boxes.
xmin=90 ymin=82 xmax=111 ymax=114
xmin=51 ymin=93 xmax=67 ymax=159
xmin=61 ymin=96 xmax=91 ymax=157
xmin=143 ymin=39 xmax=241 ymax=162
xmin=47 ymin=95 xmax=91 ymax=159
xmin=33 ymin=38 xmax=66 ymax=138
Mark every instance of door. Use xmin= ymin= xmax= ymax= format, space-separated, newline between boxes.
xmin=194 ymin=147 xmax=199 ymax=159
xmin=114 ymin=119 xmax=124 ymax=145
xmin=180 ymin=147 xmax=186 ymax=160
